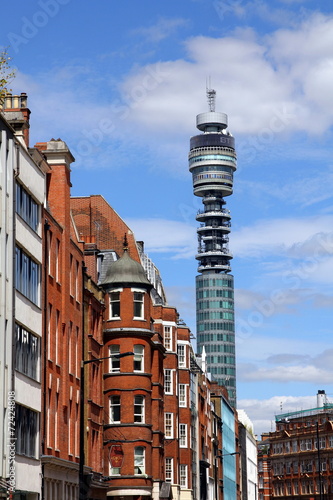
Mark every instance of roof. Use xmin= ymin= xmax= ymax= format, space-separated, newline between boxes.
xmin=100 ymin=248 xmax=152 ymax=289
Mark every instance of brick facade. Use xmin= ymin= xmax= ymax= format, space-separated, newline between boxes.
xmin=0 ymin=93 xmax=241 ymax=500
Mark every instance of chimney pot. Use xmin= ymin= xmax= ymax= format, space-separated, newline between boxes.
xmin=4 ymin=92 xmax=12 ymax=109
xmin=12 ymin=95 xmax=19 ymax=108
xmin=20 ymin=92 xmax=27 ymax=107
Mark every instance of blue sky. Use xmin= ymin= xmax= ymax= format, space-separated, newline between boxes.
xmin=3 ymin=0 xmax=333 ymax=436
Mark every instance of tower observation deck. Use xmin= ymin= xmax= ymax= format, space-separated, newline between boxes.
xmin=189 ymin=89 xmax=237 ymax=406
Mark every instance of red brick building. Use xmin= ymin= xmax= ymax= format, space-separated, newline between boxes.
xmin=260 ymin=392 xmax=333 ymax=500
xmin=37 ymin=139 xmax=87 ymax=497
xmin=73 ymin=195 xmax=196 ymax=499
xmin=5 ymin=94 xmax=238 ymax=500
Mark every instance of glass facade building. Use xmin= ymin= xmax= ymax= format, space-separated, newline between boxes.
xmin=189 ymin=90 xmax=237 ymax=405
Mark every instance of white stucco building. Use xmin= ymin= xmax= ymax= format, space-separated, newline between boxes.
xmin=1 ymin=94 xmax=49 ymax=500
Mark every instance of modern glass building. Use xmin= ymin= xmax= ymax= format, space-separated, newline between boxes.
xmin=222 ymin=399 xmax=237 ymax=500
xmin=189 ymin=89 xmax=237 ymax=406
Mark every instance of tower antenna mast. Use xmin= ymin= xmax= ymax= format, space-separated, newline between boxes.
xmin=206 ymin=78 xmax=216 ymax=112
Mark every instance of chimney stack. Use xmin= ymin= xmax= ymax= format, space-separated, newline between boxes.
xmin=317 ymin=389 xmax=327 ymax=408
xmin=1 ymin=92 xmax=30 ymax=147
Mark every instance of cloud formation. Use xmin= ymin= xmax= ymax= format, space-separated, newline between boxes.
xmin=125 ymin=217 xmax=197 ymax=258
xmin=13 ymin=10 xmax=333 ymax=175
xmin=119 ymin=12 xmax=333 ymax=137
xmin=238 ymin=394 xmax=323 ymax=437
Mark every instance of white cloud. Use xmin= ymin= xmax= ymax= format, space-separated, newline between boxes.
xmin=239 ymin=363 xmax=333 ymax=383
xmin=119 ymin=13 xmax=333 ymax=137
xmin=125 ymin=217 xmax=197 ymax=258
xmin=12 ymin=11 xmax=333 ymax=176
xmin=232 ymin=216 xmax=333 ymax=259
xmin=119 ymin=213 xmax=333 ymax=267
xmin=237 ymin=167 xmax=333 ymax=209
xmin=238 ymin=394 xmax=323 ymax=437
xmin=236 ymin=335 xmax=329 ymax=362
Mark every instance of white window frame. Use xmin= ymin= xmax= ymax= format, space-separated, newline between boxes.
xmin=47 ymin=230 xmax=52 ymax=275
xmin=180 ymin=464 xmax=188 ymax=488
xmin=55 ymin=238 xmax=60 ymax=282
xmin=319 ymin=436 xmax=326 ymax=449
xmin=109 ymin=345 xmax=120 ymax=372
xmin=165 ymin=413 xmax=173 ymax=439
xmin=177 ymin=344 xmax=186 ymax=368
xmin=134 ymin=345 xmax=144 ymax=372
xmin=132 ymin=289 xmax=144 ymax=319
xmin=179 ymin=384 xmax=187 ymax=407
xmin=75 ymin=259 xmax=79 ymax=300
xmin=134 ymin=395 xmax=145 ymax=423
xmin=55 ymin=309 xmax=60 ymax=365
xmin=164 ymin=326 xmax=172 ymax=350
xmin=70 ymin=254 xmax=74 ymax=297
xmin=134 ymin=446 xmax=145 ymax=475
xmin=165 ymin=457 xmax=173 ymax=483
xmin=179 ymin=423 xmax=187 ymax=448
xmin=110 ymin=395 xmax=121 ymax=423
xmin=164 ymin=369 xmax=173 ymax=394
xmin=110 ymin=289 xmax=122 ymax=319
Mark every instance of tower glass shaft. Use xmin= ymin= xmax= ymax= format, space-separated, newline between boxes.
xmin=189 ymin=93 xmax=237 ymax=406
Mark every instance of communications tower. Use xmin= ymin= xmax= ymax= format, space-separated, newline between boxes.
xmin=189 ymin=89 xmax=237 ymax=406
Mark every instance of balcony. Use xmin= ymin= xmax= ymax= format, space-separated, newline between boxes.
xmin=196 ymin=209 xmax=231 ymax=222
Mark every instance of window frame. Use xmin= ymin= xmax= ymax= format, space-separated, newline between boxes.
xmin=164 ymin=325 xmax=172 ymax=350
xmin=15 ymin=323 xmax=40 ymax=382
xmin=16 ymin=181 xmax=40 ymax=232
xmin=134 ymin=395 xmax=145 ymax=423
xmin=15 ymin=246 xmax=41 ymax=306
xmin=55 ymin=238 xmax=60 ymax=282
xmin=133 ymin=290 xmax=144 ymax=319
xmin=165 ymin=457 xmax=173 ymax=483
xmin=131 ymin=288 xmax=146 ymax=321
xmin=109 ymin=289 xmax=122 ymax=319
xmin=177 ymin=344 xmax=186 ymax=368
xmin=164 ymin=369 xmax=173 ymax=394
xmin=180 ymin=464 xmax=188 ymax=488
xmin=179 ymin=423 xmax=187 ymax=448
xmin=110 ymin=395 xmax=121 ymax=423
xmin=134 ymin=344 xmax=144 ymax=372
xmin=16 ymin=404 xmax=39 ymax=458
xmin=179 ymin=384 xmax=187 ymax=407
xmin=165 ymin=412 xmax=173 ymax=439
xmin=109 ymin=345 xmax=121 ymax=372
xmin=134 ymin=446 xmax=145 ymax=475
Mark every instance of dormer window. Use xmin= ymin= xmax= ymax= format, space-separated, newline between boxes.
xmin=110 ymin=290 xmax=121 ymax=319
xmin=133 ymin=291 xmax=144 ymax=319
